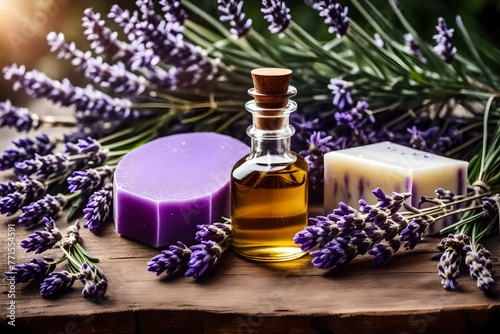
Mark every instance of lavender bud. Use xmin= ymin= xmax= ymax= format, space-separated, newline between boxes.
xmin=0 ymin=177 xmax=45 ymax=216
xmin=0 ymin=99 xmax=40 ymax=132
xmin=14 ymin=153 xmax=69 ymax=179
xmin=160 ymin=0 xmax=188 ymax=25
xmin=147 ymin=242 xmax=191 ymax=276
xmin=310 ymin=236 xmax=356 ymax=269
xmin=328 ymin=78 xmax=353 ymax=111
xmin=3 ymin=64 xmax=132 ymax=121
xmin=18 ymin=194 xmax=66 ymax=228
xmin=67 ymin=169 xmax=103 ymax=193
xmin=0 ymin=134 xmax=55 ymax=171
xmin=4 ymin=258 xmax=55 ymax=284
xmin=84 ymin=183 xmax=113 ymax=233
xmin=465 ymin=246 xmax=494 ymax=294
xmin=261 ymin=0 xmax=291 ymax=34
xmin=312 ymin=0 xmax=349 ymax=37
xmin=404 ymin=33 xmax=427 ymax=62
xmin=217 ymin=0 xmax=252 ymax=38
xmin=40 ymin=270 xmax=75 ymax=298
xmin=399 ymin=217 xmax=431 ymax=250
xmin=294 ymin=217 xmax=340 ymax=251
xmin=185 ymin=241 xmax=224 ymax=279
xmin=20 ymin=217 xmax=63 ymax=254
xmin=438 ymin=247 xmax=461 ymax=290
xmin=433 ymin=17 xmax=456 ymax=63
xmin=195 ymin=221 xmax=232 ymax=243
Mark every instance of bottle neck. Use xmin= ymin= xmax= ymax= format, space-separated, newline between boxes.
xmin=245 ymin=98 xmax=296 ymax=159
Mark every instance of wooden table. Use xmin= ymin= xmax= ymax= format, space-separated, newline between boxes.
xmin=1 ymin=125 xmax=499 ymax=334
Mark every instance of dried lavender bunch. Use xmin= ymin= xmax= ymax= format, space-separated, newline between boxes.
xmin=3 ymin=219 xmax=108 ymax=301
xmin=148 ymin=218 xmax=232 ymax=279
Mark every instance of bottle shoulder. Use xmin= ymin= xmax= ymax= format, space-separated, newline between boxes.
xmin=232 ymin=151 xmax=307 ymax=181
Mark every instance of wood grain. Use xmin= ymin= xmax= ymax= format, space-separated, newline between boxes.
xmin=1 ymin=129 xmax=499 ymax=334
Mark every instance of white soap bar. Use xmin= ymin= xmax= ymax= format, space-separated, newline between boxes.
xmin=324 ymin=141 xmax=468 ymax=234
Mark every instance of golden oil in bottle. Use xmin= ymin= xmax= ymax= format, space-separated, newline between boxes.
xmin=230 ymin=68 xmax=308 ymax=262
xmin=231 ymin=153 xmax=308 ymax=261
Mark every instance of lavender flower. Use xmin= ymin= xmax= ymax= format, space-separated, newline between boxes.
xmin=0 ymin=99 xmax=39 ymax=131
xmin=293 ymin=216 xmax=340 ymax=251
xmin=47 ymin=31 xmax=147 ymax=96
xmin=47 ymin=32 xmax=91 ymax=70
xmin=83 ymin=183 xmax=113 ymax=233
xmin=14 ymin=153 xmax=69 ymax=179
xmin=4 ymin=258 xmax=55 ymax=284
xmin=67 ymin=168 xmax=111 ymax=193
xmin=433 ymin=17 xmax=456 ymax=63
xmin=404 ymin=33 xmax=427 ymax=62
xmin=195 ymin=220 xmax=232 ymax=243
xmin=299 ymin=131 xmax=337 ymax=196
xmin=76 ymin=137 xmax=109 ymax=166
xmin=407 ymin=125 xmax=439 ymax=151
xmin=217 ymin=0 xmax=252 ymax=38
xmin=312 ymin=0 xmax=349 ymax=37
xmin=108 ymin=5 xmax=143 ymax=42
xmin=334 ymin=100 xmax=374 ymax=129
xmin=160 ymin=0 xmax=188 ymax=25
xmin=310 ymin=236 xmax=356 ymax=269
xmin=0 ymin=177 xmax=45 ymax=216
xmin=261 ymin=0 xmax=291 ymax=34
xmin=18 ymin=194 xmax=66 ymax=228
xmin=20 ymin=217 xmax=63 ymax=254
xmin=297 ymin=188 xmax=412 ymax=269
xmin=85 ymin=57 xmax=147 ymax=96
xmin=465 ymin=245 xmax=494 ymax=294
xmin=481 ymin=195 xmax=499 ymax=219
xmin=147 ymin=242 xmax=191 ymax=276
xmin=78 ymin=262 xmax=107 ymax=300
xmin=0 ymin=134 xmax=56 ymax=171
xmin=369 ymin=239 xmax=400 ymax=266
xmin=438 ymin=247 xmax=461 ymax=290
xmin=3 ymin=64 xmax=132 ymax=121
xmin=40 ymin=270 xmax=75 ymax=298
xmin=185 ymin=241 xmax=224 ymax=279
xmin=399 ymin=217 xmax=432 ymax=250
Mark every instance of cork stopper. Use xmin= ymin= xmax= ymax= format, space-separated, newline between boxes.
xmin=248 ymin=68 xmax=295 ymax=130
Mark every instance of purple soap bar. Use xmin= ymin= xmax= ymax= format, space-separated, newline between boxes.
xmin=113 ymin=132 xmax=249 ymax=248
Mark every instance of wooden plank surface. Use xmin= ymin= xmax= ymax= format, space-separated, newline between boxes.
xmin=1 ymin=126 xmax=500 ymax=334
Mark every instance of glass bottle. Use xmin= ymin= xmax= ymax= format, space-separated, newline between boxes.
xmin=231 ymin=68 xmax=308 ymax=262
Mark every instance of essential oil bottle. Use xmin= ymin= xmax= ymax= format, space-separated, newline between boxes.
xmin=231 ymin=68 xmax=308 ymax=262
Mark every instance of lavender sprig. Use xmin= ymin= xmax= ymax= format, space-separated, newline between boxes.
xmin=0 ymin=100 xmax=40 ymax=132
xmin=328 ymin=78 xmax=353 ymax=112
xmin=311 ymin=0 xmax=349 ymax=38
xmin=433 ymin=17 xmax=456 ymax=63
xmin=217 ymin=0 xmax=252 ymax=39
xmin=40 ymin=270 xmax=75 ymax=298
xmin=18 ymin=194 xmax=66 ymax=228
xmin=0 ymin=134 xmax=56 ymax=171
xmin=67 ymin=167 xmax=112 ymax=193
xmin=147 ymin=242 xmax=192 ymax=276
xmin=4 ymin=258 xmax=55 ymax=284
xmin=261 ymin=0 xmax=291 ymax=34
xmin=148 ymin=218 xmax=232 ymax=279
xmin=20 ymin=217 xmax=63 ymax=254
xmin=0 ymin=177 xmax=46 ymax=216
xmin=83 ymin=183 xmax=113 ymax=233
xmin=160 ymin=0 xmax=188 ymax=25
xmin=3 ymin=64 xmax=132 ymax=121
xmin=78 ymin=262 xmax=108 ymax=300
xmin=185 ymin=240 xmax=224 ymax=279
xmin=465 ymin=245 xmax=495 ymax=294
xmin=14 ymin=153 xmax=69 ymax=179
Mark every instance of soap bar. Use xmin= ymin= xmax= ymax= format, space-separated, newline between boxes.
xmin=113 ymin=132 xmax=249 ymax=248
xmin=323 ymin=141 xmax=468 ymax=234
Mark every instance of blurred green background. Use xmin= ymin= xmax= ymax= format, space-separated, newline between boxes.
xmin=0 ymin=0 xmax=499 ymax=106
